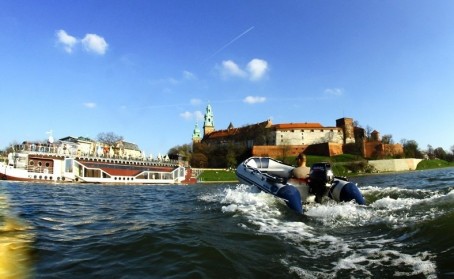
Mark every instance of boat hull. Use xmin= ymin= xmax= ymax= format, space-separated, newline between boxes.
xmin=236 ymin=157 xmax=365 ymax=214
xmin=236 ymin=157 xmax=303 ymax=214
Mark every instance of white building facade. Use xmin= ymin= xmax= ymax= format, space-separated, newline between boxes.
xmin=270 ymin=123 xmax=345 ymax=146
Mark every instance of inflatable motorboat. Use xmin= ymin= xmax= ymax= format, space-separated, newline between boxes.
xmin=235 ymin=157 xmax=365 ymax=214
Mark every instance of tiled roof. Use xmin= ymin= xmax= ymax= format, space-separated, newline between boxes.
xmin=59 ymin=136 xmax=78 ymax=142
xmin=203 ymin=119 xmax=271 ymax=140
xmin=205 ymin=129 xmax=238 ymax=139
xmin=123 ymin=141 xmax=140 ymax=151
xmin=272 ymin=123 xmax=324 ymax=129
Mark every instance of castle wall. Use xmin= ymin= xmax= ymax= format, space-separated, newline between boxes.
xmin=364 ymin=142 xmax=404 ymax=158
xmin=275 ymin=129 xmax=343 ymax=146
xmin=363 ymin=142 xmax=382 ymax=158
xmin=304 ymin=142 xmax=343 ymax=156
xmin=369 ymin=158 xmax=422 ymax=172
xmin=252 ymin=142 xmax=343 ymax=158
xmin=385 ymin=143 xmax=404 ymax=157
xmin=252 ymin=145 xmax=307 ymax=158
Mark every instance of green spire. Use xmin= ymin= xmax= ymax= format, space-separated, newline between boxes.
xmin=192 ymin=122 xmax=201 ymax=141
xmin=204 ymin=104 xmax=214 ymax=128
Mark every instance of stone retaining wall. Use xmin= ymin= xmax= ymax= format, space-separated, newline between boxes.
xmin=368 ymin=159 xmax=423 ymax=172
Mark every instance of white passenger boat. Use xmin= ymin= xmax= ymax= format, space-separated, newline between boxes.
xmin=0 ymin=141 xmax=191 ymax=184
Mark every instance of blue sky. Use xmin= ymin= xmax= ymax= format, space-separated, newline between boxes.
xmin=1 ymin=1 xmax=454 ymax=155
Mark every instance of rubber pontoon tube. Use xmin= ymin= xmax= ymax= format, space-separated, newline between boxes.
xmin=330 ymin=180 xmax=365 ymax=205
xmin=276 ymin=185 xmax=303 ymax=214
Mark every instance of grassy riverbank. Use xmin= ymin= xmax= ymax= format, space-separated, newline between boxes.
xmin=196 ymin=155 xmax=454 ymax=182
xmin=197 ymin=169 xmax=237 ymax=182
xmin=416 ymin=159 xmax=454 ymax=170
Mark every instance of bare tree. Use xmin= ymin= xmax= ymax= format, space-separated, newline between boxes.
xmin=381 ymin=134 xmax=394 ymax=144
xmin=97 ymin=132 xmax=124 ymax=146
xmin=365 ymin=125 xmax=373 ymax=141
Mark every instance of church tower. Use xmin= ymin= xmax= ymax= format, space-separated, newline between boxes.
xmin=192 ymin=122 xmax=202 ymax=143
xmin=203 ymin=104 xmax=215 ymax=136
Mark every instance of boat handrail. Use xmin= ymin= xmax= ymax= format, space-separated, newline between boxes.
xmin=26 ymin=165 xmax=54 ymax=174
xmin=10 ymin=144 xmax=181 ymax=165
xmin=256 ymin=167 xmax=290 ymax=173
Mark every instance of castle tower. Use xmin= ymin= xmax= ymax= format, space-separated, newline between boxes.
xmin=192 ymin=122 xmax=202 ymax=143
xmin=336 ymin=117 xmax=355 ymax=144
xmin=203 ymin=104 xmax=215 ymax=136
xmin=371 ymin=130 xmax=380 ymax=142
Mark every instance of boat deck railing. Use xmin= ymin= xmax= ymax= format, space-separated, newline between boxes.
xmin=26 ymin=165 xmax=54 ymax=174
xmin=11 ymin=144 xmax=182 ymax=166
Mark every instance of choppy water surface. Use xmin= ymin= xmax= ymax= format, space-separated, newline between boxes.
xmin=1 ymin=167 xmax=453 ymax=278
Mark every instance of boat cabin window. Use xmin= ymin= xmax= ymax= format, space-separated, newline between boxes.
xmin=65 ymin=159 xmax=73 ymax=172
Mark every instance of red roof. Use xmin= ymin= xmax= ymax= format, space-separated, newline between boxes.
xmin=205 ymin=129 xmax=238 ymax=139
xmin=272 ymin=123 xmax=324 ymax=129
xmin=203 ymin=120 xmax=271 ymax=140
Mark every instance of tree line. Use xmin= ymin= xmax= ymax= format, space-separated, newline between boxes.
xmin=400 ymin=139 xmax=454 ymax=161
xmin=168 ymin=142 xmax=250 ymax=169
xmin=168 ymin=138 xmax=454 ymax=168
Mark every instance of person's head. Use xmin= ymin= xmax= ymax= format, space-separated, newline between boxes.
xmin=296 ymin=153 xmax=306 ymax=165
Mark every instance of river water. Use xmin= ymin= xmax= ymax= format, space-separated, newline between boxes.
xmin=1 ymin=168 xmax=453 ymax=278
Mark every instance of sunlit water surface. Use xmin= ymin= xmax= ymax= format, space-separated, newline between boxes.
xmin=1 ymin=167 xmax=453 ymax=278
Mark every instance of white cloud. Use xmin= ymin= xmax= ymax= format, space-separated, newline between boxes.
xmin=324 ymin=88 xmax=344 ymax=96
xmin=243 ymin=96 xmax=267 ymax=104
xmin=180 ymin=110 xmax=204 ymax=121
xmin=81 ymin=33 xmax=108 ymax=55
xmin=221 ymin=60 xmax=247 ymax=78
xmin=56 ymin=29 xmax=77 ymax=53
xmin=55 ymin=30 xmax=108 ymax=55
xmin=247 ymin=59 xmax=268 ymax=81
xmin=84 ymin=102 xmax=96 ymax=109
xmin=220 ymin=59 xmax=269 ymax=81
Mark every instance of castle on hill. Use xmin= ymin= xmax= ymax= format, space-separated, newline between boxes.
xmin=192 ymin=104 xmax=403 ymax=158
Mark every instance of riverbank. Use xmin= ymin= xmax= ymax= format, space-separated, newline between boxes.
xmin=195 ymin=169 xmax=237 ymax=183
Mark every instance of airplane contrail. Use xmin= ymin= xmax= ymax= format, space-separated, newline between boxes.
xmin=205 ymin=26 xmax=255 ymax=61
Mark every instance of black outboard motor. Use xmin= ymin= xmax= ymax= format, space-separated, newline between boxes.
xmin=308 ymin=162 xmax=334 ymax=203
